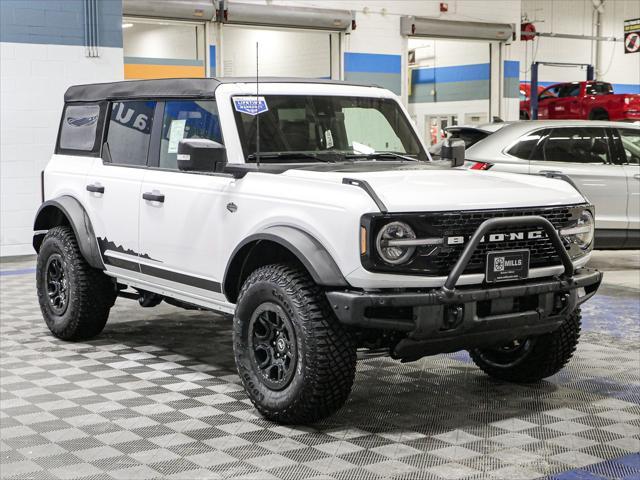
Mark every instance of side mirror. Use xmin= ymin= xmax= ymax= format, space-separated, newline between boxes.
xmin=177 ymin=138 xmax=226 ymax=173
xmin=440 ymin=138 xmax=465 ymax=167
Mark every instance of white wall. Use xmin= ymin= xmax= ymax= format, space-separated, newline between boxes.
xmin=520 ymin=0 xmax=640 ymax=89
xmin=0 ymin=43 xmax=123 ymax=256
xmin=220 ymin=25 xmax=332 ymax=78
xmin=124 ymin=21 xmax=204 ymax=60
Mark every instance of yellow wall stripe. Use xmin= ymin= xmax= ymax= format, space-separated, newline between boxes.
xmin=124 ymin=64 xmax=205 ymax=80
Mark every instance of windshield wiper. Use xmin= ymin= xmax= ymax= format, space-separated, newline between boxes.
xmin=344 ymin=152 xmax=420 ymax=162
xmin=247 ymin=151 xmax=335 ymax=163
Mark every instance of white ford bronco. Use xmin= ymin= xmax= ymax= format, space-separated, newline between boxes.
xmin=34 ymin=78 xmax=602 ymax=424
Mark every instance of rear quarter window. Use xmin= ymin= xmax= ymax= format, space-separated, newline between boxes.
xmin=58 ymin=104 xmax=103 ymax=155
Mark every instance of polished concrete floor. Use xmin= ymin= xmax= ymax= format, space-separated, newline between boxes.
xmin=1 ymin=252 xmax=638 ymax=480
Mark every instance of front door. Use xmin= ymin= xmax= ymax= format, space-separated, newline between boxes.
xmin=528 ymin=126 xmax=629 ymax=230
xmin=137 ymin=99 xmax=233 ymax=308
xmin=85 ymin=100 xmax=157 ymax=276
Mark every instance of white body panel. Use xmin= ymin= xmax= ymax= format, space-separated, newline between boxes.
xmin=625 ymin=164 xmax=640 ymax=230
xmin=42 ymin=83 xmax=593 ymax=313
xmin=465 ymin=121 xmax=640 ymax=232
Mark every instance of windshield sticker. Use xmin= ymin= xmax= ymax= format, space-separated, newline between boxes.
xmin=352 ymin=141 xmax=375 ymax=154
xmin=324 ymin=129 xmax=334 ymax=149
xmin=233 ymin=96 xmax=268 ymax=116
xmin=167 ymin=119 xmax=186 ymax=153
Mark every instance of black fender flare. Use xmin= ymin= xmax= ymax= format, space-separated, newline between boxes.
xmin=33 ymin=196 xmax=104 ymax=269
xmin=223 ymin=225 xmax=348 ymax=301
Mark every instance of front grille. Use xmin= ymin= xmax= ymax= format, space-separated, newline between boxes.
xmin=427 ymin=207 xmax=574 ymax=275
xmin=362 ymin=205 xmax=587 ymax=277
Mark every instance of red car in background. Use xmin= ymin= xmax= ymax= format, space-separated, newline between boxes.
xmin=520 ymin=81 xmax=640 ymax=122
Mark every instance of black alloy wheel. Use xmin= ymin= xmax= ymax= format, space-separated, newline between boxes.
xmin=45 ymin=253 xmax=69 ymax=315
xmin=248 ymin=302 xmax=298 ymax=390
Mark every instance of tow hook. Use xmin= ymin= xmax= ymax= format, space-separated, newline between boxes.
xmin=554 ymin=293 xmax=570 ymax=313
xmin=443 ymin=305 xmax=464 ymax=330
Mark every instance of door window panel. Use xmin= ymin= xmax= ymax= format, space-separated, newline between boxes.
xmin=159 ymin=100 xmax=222 ymax=169
xmin=557 ymin=83 xmax=580 ymax=97
xmin=507 ymin=130 xmax=548 ymax=160
xmin=586 ymin=83 xmax=613 ymax=95
xmin=619 ymin=129 xmax=640 ymax=165
xmin=542 ymin=128 xmax=610 ymax=164
xmin=106 ymin=101 xmax=156 ymax=166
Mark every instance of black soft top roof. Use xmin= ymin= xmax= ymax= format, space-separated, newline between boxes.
xmin=64 ymin=77 xmax=379 ymax=103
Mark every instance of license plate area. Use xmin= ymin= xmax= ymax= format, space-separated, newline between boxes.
xmin=486 ymin=249 xmax=530 ymax=283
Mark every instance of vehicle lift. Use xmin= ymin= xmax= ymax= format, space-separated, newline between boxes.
xmin=530 ymin=61 xmax=594 ymax=119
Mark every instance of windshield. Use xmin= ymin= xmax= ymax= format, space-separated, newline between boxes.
xmin=232 ymin=95 xmax=428 ymax=162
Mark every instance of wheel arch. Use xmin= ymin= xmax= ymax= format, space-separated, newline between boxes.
xmin=33 ymin=196 xmax=104 ymax=269
xmin=223 ymin=226 xmax=348 ymax=304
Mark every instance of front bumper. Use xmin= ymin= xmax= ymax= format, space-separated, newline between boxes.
xmin=326 ymin=215 xmax=602 ymax=360
xmin=326 ymin=268 xmax=602 ymax=359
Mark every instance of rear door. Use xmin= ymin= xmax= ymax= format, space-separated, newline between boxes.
xmin=528 ymin=126 xmax=628 ymax=230
xmin=85 ymin=100 xmax=157 ymax=276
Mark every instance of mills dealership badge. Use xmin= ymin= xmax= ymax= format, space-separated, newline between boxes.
xmin=624 ymin=18 xmax=640 ymax=54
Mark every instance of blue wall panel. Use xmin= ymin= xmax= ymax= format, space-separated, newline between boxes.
xmin=344 ymin=52 xmax=401 ymax=74
xmin=344 ymin=52 xmax=402 ymax=95
xmin=0 ymin=0 xmax=122 ymax=48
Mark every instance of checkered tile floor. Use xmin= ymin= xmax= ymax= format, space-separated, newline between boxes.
xmin=1 ymin=262 xmax=639 ymax=479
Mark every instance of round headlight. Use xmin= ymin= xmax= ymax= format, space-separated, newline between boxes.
xmin=376 ymin=221 xmax=416 ymax=265
xmin=575 ymin=210 xmax=595 ymax=249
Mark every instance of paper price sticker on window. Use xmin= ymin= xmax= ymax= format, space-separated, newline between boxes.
xmin=167 ymin=119 xmax=186 ymax=153
xmin=233 ymin=96 xmax=269 ymax=115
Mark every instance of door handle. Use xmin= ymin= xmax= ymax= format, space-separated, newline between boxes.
xmin=143 ymin=191 xmax=165 ymax=203
xmin=86 ymin=183 xmax=104 ymax=194
xmin=539 ymin=169 xmax=564 ymax=176
xmin=634 ymin=174 xmax=640 ymax=180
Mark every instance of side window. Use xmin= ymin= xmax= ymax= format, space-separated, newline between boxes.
xmin=105 ymin=100 xmax=156 ymax=166
xmin=558 ymin=84 xmax=580 ymax=97
xmin=542 ymin=128 xmax=610 ymax=164
xmin=586 ymin=83 xmax=613 ymax=96
xmin=159 ymin=100 xmax=222 ymax=169
xmin=539 ymin=86 xmax=558 ymax=101
xmin=58 ymin=104 xmax=102 ymax=153
xmin=507 ymin=130 xmax=548 ymax=160
xmin=619 ymin=128 xmax=640 ymax=165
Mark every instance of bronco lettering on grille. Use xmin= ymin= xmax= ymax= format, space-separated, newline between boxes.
xmin=446 ymin=230 xmax=545 ymax=246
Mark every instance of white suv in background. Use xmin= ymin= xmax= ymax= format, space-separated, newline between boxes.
xmin=34 ymin=78 xmax=601 ymax=424
xmin=458 ymin=121 xmax=640 ymax=249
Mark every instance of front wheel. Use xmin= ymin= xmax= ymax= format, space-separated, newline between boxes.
xmin=469 ymin=309 xmax=581 ymax=383
xmin=233 ymin=264 xmax=357 ymax=424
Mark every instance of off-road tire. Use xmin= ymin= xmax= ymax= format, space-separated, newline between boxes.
xmin=233 ymin=264 xmax=357 ymax=424
xmin=469 ymin=309 xmax=581 ymax=383
xmin=36 ymin=226 xmax=116 ymax=340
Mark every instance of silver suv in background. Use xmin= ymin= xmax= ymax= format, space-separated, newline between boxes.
xmin=453 ymin=121 xmax=639 ymax=249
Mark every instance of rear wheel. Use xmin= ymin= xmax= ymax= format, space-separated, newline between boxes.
xmin=36 ymin=226 xmax=116 ymax=340
xmin=233 ymin=264 xmax=357 ymax=424
xmin=469 ymin=309 xmax=581 ymax=383
xmin=589 ymin=109 xmax=609 ymax=121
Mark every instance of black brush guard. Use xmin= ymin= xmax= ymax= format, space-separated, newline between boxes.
xmin=326 ymin=216 xmax=602 ymax=360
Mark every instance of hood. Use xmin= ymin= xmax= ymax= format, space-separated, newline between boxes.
xmin=282 ymin=167 xmax=586 ymax=212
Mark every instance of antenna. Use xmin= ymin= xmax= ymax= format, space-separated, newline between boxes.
xmin=255 ymin=41 xmax=260 ymax=168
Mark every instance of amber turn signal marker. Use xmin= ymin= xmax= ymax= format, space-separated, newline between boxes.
xmin=360 ymin=226 xmax=367 ymax=255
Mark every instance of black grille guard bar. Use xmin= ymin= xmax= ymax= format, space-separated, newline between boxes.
xmin=441 ymin=215 xmax=575 ymax=295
